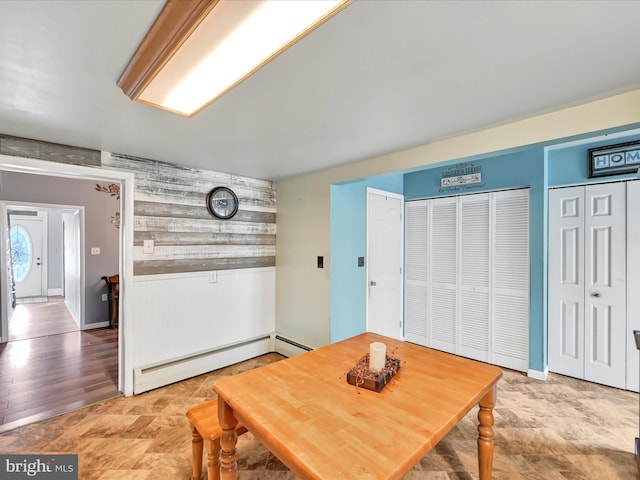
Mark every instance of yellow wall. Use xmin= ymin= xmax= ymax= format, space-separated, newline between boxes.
xmin=275 ymin=89 xmax=640 ymax=348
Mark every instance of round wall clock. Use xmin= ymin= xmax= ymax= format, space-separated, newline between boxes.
xmin=206 ymin=186 xmax=239 ymax=219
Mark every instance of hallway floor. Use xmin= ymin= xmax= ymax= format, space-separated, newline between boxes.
xmin=9 ymin=296 xmax=78 ymax=341
xmin=1 ymin=298 xmax=118 ymax=432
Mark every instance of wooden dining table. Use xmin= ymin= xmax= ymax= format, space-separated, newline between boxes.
xmin=213 ymin=332 xmax=503 ymax=480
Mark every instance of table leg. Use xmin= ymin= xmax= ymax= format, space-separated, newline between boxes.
xmin=477 ymin=384 xmax=497 ymax=480
xmin=218 ymin=397 xmax=238 ymax=480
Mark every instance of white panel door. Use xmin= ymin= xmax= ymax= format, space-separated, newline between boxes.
xmin=627 ymin=180 xmax=640 ymax=392
xmin=429 ymin=196 xmax=458 ymax=353
xmin=584 ymin=182 xmax=626 ymax=388
xmin=366 ymin=189 xmax=404 ymax=340
xmin=404 ymin=200 xmax=429 ymax=346
xmin=549 ymin=182 xmax=627 ymax=389
xmin=548 ymin=186 xmax=585 ymax=379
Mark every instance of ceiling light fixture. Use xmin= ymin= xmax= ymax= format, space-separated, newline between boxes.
xmin=117 ymin=0 xmax=352 ymax=117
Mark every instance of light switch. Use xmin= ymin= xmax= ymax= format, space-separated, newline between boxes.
xmin=91 ymin=247 xmax=100 ymax=255
xmin=143 ymin=239 xmax=154 ymax=254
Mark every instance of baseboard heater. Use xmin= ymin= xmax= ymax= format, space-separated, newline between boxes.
xmin=133 ymin=334 xmax=272 ymax=394
xmin=274 ymin=335 xmax=312 ymax=357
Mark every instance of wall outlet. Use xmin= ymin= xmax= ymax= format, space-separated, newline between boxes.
xmin=143 ymin=239 xmax=154 ymax=254
xmin=91 ymin=247 xmax=100 ymax=255
xmin=101 ymin=294 xmax=108 ymax=301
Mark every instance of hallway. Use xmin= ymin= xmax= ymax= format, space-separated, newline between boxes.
xmin=9 ymin=296 xmax=78 ymax=341
xmin=0 ymin=298 xmax=119 ymax=432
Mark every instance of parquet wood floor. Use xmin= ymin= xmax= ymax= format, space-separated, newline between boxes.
xmin=0 ymin=352 xmax=638 ymax=479
xmin=0 ymin=298 xmax=119 ymax=432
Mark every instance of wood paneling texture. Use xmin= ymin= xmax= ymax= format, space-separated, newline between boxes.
xmin=103 ymin=153 xmax=276 ymax=275
xmin=0 ymin=134 xmax=101 ymax=166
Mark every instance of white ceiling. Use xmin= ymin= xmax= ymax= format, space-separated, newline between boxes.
xmin=0 ymin=1 xmax=639 ymax=181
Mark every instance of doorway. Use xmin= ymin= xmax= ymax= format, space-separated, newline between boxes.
xmin=0 ymin=154 xmax=135 ymax=396
xmin=5 ymin=204 xmax=83 ymax=341
xmin=366 ymin=187 xmax=404 ymax=340
xmin=10 ymin=213 xmax=46 ymax=302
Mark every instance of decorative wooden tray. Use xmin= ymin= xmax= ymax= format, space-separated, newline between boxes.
xmin=346 ymin=356 xmax=401 ymax=392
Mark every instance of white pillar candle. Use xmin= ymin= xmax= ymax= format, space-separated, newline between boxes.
xmin=369 ymin=342 xmax=386 ymax=373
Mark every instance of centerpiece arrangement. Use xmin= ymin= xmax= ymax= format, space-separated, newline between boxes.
xmin=346 ymin=342 xmax=401 ymax=392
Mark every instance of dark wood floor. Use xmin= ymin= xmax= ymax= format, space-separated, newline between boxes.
xmin=0 ymin=298 xmax=119 ymax=432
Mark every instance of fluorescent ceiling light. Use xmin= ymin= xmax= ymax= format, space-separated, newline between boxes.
xmin=118 ymin=0 xmax=352 ymax=117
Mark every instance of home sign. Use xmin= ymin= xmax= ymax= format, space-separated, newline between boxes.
xmin=588 ymin=140 xmax=640 ymax=178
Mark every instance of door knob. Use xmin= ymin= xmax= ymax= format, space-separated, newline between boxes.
xmin=591 ymin=292 xmax=600 ymax=297
xmin=369 ymin=280 xmax=377 ymax=287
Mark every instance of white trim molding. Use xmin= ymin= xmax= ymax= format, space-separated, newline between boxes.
xmin=527 ymin=367 xmax=549 ymax=381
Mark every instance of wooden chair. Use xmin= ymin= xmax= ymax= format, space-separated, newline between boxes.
xmin=101 ymin=274 xmax=119 ymax=328
xmin=186 ymin=400 xmax=248 ymax=480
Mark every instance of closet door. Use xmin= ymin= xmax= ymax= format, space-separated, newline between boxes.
xmin=403 ymin=189 xmax=529 ymax=372
xmin=548 ymin=186 xmax=585 ymax=379
xmin=404 ymin=200 xmax=429 ymax=346
xmin=459 ymin=193 xmax=490 ymax=362
xmin=583 ymin=182 xmax=626 ymax=389
xmin=627 ymin=180 xmax=640 ymax=392
xmin=548 ymin=183 xmax=626 ymax=389
xmin=492 ymin=189 xmax=530 ymax=371
xmin=429 ymin=196 xmax=457 ymax=354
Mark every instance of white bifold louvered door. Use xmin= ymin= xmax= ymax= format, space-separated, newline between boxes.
xmin=404 ymin=200 xmax=429 ymax=346
xmin=430 ymin=196 xmax=458 ymax=353
xmin=405 ymin=188 xmax=529 ymax=372
xmin=492 ymin=190 xmax=530 ymax=370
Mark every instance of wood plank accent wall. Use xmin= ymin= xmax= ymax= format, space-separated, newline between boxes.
xmin=103 ymin=153 xmax=276 ymax=275
xmin=0 ymin=134 xmax=101 ymax=166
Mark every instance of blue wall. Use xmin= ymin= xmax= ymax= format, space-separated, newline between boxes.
xmin=329 ymin=124 xmax=640 ymax=375
xmin=330 ymin=174 xmax=403 ymax=342
xmin=547 ymin=132 xmax=640 ymax=187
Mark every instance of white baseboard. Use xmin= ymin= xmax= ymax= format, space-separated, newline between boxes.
xmin=527 ymin=367 xmax=548 ymax=381
xmin=48 ymin=288 xmax=63 ymax=296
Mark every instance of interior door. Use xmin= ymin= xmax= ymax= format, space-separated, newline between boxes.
xmin=626 ymin=180 xmax=640 ymax=392
xmin=404 ymin=200 xmax=429 ymax=346
xmin=429 ymin=196 xmax=458 ymax=353
xmin=10 ymin=215 xmax=45 ymax=299
xmin=548 ymin=183 xmax=627 ymax=389
xmin=459 ymin=193 xmax=490 ymax=362
xmin=366 ymin=188 xmax=404 ymax=340
xmin=583 ymin=182 xmax=626 ymax=388
xmin=548 ymin=186 xmax=585 ymax=379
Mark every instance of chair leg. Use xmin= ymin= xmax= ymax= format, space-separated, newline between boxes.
xmin=191 ymin=423 xmax=203 ymax=480
xmin=208 ymin=437 xmax=221 ymax=480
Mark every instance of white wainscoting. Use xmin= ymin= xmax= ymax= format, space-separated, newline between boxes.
xmin=131 ymin=267 xmax=275 ymax=393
